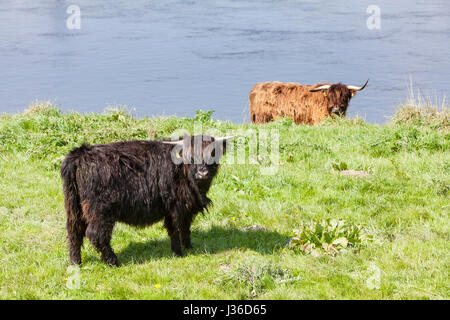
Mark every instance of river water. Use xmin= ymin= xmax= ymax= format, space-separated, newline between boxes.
xmin=0 ymin=0 xmax=449 ymax=123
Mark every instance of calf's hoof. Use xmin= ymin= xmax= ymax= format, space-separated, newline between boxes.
xmin=172 ymin=249 xmax=184 ymax=257
xmin=70 ymin=258 xmax=82 ymax=265
xmin=102 ymin=255 xmax=120 ymax=267
xmin=182 ymin=240 xmax=193 ymax=249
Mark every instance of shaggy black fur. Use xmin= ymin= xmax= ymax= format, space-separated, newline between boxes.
xmin=60 ymin=135 xmax=227 ymax=266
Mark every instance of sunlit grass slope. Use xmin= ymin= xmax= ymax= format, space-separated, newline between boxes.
xmin=0 ymin=101 xmax=448 ymax=299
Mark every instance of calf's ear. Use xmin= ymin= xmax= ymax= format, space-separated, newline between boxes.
xmin=216 ymin=136 xmax=234 ymax=154
xmin=163 ymin=138 xmax=189 ymax=164
xmin=204 ymin=136 xmax=234 ymax=164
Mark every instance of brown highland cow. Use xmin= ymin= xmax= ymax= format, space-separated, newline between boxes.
xmin=249 ymin=80 xmax=368 ymax=124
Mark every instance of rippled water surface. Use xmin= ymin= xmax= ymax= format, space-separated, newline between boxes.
xmin=0 ymin=0 xmax=449 ymax=123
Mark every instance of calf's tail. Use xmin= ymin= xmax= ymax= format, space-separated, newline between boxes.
xmin=60 ymin=144 xmax=89 ymax=264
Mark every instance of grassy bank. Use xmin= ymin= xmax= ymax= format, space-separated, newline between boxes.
xmin=0 ymin=102 xmax=448 ymax=299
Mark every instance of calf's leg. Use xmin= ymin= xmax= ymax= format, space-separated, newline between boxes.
xmin=67 ymin=219 xmax=86 ymax=265
xmin=164 ymin=214 xmax=182 ymax=256
xmin=86 ymin=220 xmax=119 ymax=266
xmin=181 ymin=228 xmax=192 ymax=249
xmin=179 ymin=214 xmax=193 ymax=249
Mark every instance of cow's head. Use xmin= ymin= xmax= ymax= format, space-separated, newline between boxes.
xmin=309 ymin=80 xmax=368 ymax=116
xmin=163 ymin=135 xmax=234 ymax=184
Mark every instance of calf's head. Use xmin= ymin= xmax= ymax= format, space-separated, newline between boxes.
xmin=310 ymin=79 xmax=368 ymax=116
xmin=164 ymin=135 xmax=234 ymax=185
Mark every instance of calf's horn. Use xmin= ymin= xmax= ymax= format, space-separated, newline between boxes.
xmin=214 ymin=136 xmax=235 ymax=143
xmin=163 ymin=140 xmax=184 ymax=146
xmin=163 ymin=136 xmax=234 ymax=146
xmin=347 ymin=79 xmax=369 ymax=91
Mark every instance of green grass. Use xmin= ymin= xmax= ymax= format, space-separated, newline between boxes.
xmin=0 ymin=102 xmax=448 ymax=299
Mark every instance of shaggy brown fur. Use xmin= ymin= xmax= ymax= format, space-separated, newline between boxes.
xmin=249 ymin=81 xmax=360 ymax=125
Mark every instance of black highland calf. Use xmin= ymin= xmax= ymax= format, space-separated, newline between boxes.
xmin=60 ymin=135 xmax=232 ymax=266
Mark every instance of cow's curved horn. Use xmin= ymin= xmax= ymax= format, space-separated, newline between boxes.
xmin=347 ymin=79 xmax=369 ymax=91
xmin=309 ymin=84 xmax=331 ymax=92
